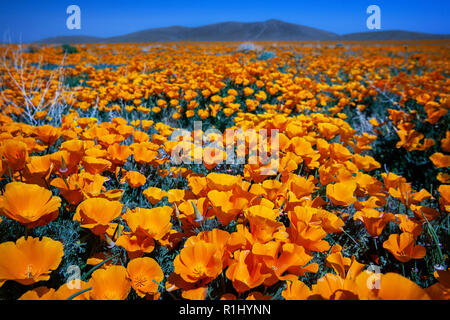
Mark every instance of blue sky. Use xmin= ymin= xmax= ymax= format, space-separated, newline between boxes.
xmin=0 ymin=0 xmax=449 ymax=42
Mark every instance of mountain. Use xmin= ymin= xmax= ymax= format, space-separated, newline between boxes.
xmin=106 ymin=20 xmax=339 ymax=42
xmin=34 ymin=19 xmax=449 ymax=43
xmin=341 ymin=30 xmax=450 ymax=41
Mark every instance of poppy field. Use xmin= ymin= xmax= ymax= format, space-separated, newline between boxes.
xmin=0 ymin=41 xmax=449 ymax=300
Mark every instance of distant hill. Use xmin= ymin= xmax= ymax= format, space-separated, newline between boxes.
xmin=34 ymin=19 xmax=450 ymax=44
xmin=105 ymin=20 xmax=339 ymax=42
xmin=341 ymin=30 xmax=450 ymax=41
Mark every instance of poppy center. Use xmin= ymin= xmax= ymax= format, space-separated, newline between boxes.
xmin=192 ymin=264 xmax=206 ymax=277
xmin=134 ymin=275 xmax=148 ymax=288
xmin=22 ymin=209 xmax=39 ymax=220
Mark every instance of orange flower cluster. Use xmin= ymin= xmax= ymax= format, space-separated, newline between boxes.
xmin=0 ymin=41 xmax=448 ymax=300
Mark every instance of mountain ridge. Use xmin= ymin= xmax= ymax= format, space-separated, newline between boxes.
xmin=34 ymin=19 xmax=450 ymax=44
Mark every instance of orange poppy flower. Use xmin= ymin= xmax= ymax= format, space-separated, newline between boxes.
xmin=287 ymin=206 xmax=330 ymax=252
xmin=0 ymin=236 xmax=64 ymax=287
xmin=382 ymin=233 xmax=426 ymax=263
xmin=375 ymin=273 xmax=431 ymax=300
xmin=124 ymin=170 xmax=147 ymax=188
xmin=176 ymin=198 xmax=209 ymax=227
xmin=107 ymin=143 xmax=131 ymax=165
xmin=34 ymin=125 xmax=61 ymax=146
xmin=410 ymin=204 xmax=440 ymax=222
xmin=309 ymin=258 xmax=365 ymax=300
xmin=326 ymin=251 xmax=352 ymax=278
xmin=186 ymin=175 xmax=207 ymax=196
xmin=51 ymin=172 xmax=106 ymax=205
xmin=22 ymin=155 xmax=53 ymax=187
xmin=143 ymin=187 xmax=167 ymax=205
xmin=247 ymin=211 xmax=286 ymax=243
xmin=430 ymin=152 xmax=450 ymax=168
xmin=0 ymin=182 xmax=61 ymax=228
xmin=205 ymin=173 xmax=241 ymax=191
xmin=442 ymin=131 xmax=450 ymax=153
xmin=207 ymin=190 xmax=250 ymax=225
xmin=74 ymin=198 xmax=123 ymax=235
xmin=116 ymin=234 xmax=155 ymax=258
xmin=60 ymin=139 xmax=85 ymax=164
xmin=48 ymin=150 xmax=77 ymax=175
xmin=356 ymin=272 xmax=431 ymax=300
xmin=18 ymin=287 xmax=57 ymax=300
xmin=82 ymin=156 xmax=112 ymax=175
xmin=184 ymin=228 xmax=232 ymax=265
xmin=173 ymin=240 xmax=223 ymax=284
xmin=426 ymin=269 xmax=450 ymax=299
xmin=226 ymin=250 xmax=271 ymax=293
xmin=167 ymin=189 xmax=190 ymax=204
xmin=133 ymin=130 xmax=150 ymax=143
xmin=395 ymin=214 xmax=423 ymax=238
xmin=438 ymin=185 xmax=450 ymax=212
xmin=89 ymin=265 xmax=131 ymax=300
xmin=127 ymin=257 xmax=164 ymax=297
xmin=353 ymin=208 xmax=394 ymax=237
xmin=326 ymin=181 xmax=357 ymax=206
xmin=132 ymin=144 xmax=158 ymax=164
xmin=252 ymin=241 xmax=317 ymax=286
xmin=165 ymin=272 xmax=209 ymax=300
xmin=84 ymin=146 xmax=108 ymax=158
xmin=122 ymin=206 xmax=173 ymax=241
xmin=309 ymin=273 xmax=358 ymax=300
xmin=289 ymin=175 xmax=316 ymax=199
xmin=0 ymin=139 xmax=29 ymax=172
xmin=282 ymin=280 xmax=312 ymax=300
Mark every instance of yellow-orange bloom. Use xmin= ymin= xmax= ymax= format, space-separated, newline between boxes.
xmin=127 ymin=257 xmax=164 ymax=297
xmin=226 ymin=250 xmax=271 ymax=293
xmin=123 ymin=206 xmax=173 ymax=240
xmin=282 ymin=280 xmax=312 ymax=300
xmin=34 ymin=125 xmax=61 ymax=146
xmin=0 ymin=139 xmax=29 ymax=172
xmin=326 ymin=181 xmax=357 ymax=206
xmin=430 ymin=152 xmax=450 ymax=168
xmin=82 ymin=156 xmax=112 ymax=175
xmin=143 ymin=187 xmax=167 ymax=205
xmin=173 ymin=240 xmax=223 ymax=284
xmin=124 ymin=170 xmax=147 ymax=188
xmin=74 ymin=197 xmax=123 ymax=235
xmin=383 ymin=233 xmax=426 ymax=263
xmin=18 ymin=287 xmax=57 ymax=300
xmin=0 ymin=182 xmax=61 ymax=228
xmin=353 ymin=208 xmax=394 ymax=237
xmin=0 ymin=236 xmax=64 ymax=287
xmin=89 ymin=265 xmax=131 ymax=300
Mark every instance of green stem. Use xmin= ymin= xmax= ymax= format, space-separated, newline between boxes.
xmin=421 ymin=211 xmax=444 ymax=264
xmin=342 ymin=229 xmax=359 ymax=247
xmin=81 ymin=253 xmax=120 ymax=281
xmin=373 ymin=237 xmax=378 ymax=251
xmin=66 ymin=287 xmax=92 ymax=300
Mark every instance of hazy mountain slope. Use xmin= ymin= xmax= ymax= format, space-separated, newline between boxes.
xmin=33 ymin=20 xmax=449 ymax=43
xmin=341 ymin=30 xmax=450 ymax=41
